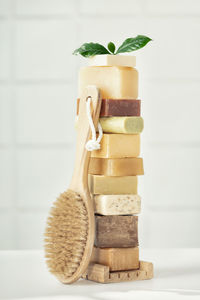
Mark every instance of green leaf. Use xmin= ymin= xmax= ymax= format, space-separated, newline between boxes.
xmin=116 ymin=35 xmax=152 ymax=54
xmin=73 ymin=42 xmax=110 ymax=57
xmin=107 ymin=42 xmax=115 ymax=54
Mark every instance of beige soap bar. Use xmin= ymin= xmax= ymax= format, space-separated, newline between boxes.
xmin=89 ymin=157 xmax=144 ymax=176
xmin=88 ymin=55 xmax=136 ymax=68
xmin=79 ymin=66 xmax=138 ymax=99
xmin=100 ymin=116 xmax=144 ymax=134
xmin=89 ymin=174 xmax=138 ymax=195
xmin=91 ymin=134 xmax=140 ymax=158
xmin=94 ymin=194 xmax=141 ymax=215
xmin=91 ymin=247 xmax=139 ymax=271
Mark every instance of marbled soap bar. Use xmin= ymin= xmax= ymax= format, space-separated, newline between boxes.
xmin=89 ymin=174 xmax=138 ymax=195
xmin=89 ymin=157 xmax=144 ymax=176
xmin=91 ymin=134 xmax=140 ymax=158
xmin=95 ymin=215 xmax=138 ymax=248
xmin=91 ymin=247 xmax=139 ymax=271
xmin=79 ymin=66 xmax=138 ymax=99
xmin=77 ymin=98 xmax=141 ymax=117
xmin=99 ymin=117 xmax=144 ymax=134
xmin=94 ymin=194 xmax=141 ymax=215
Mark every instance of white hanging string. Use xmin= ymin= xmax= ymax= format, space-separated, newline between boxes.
xmin=85 ymin=96 xmax=103 ymax=151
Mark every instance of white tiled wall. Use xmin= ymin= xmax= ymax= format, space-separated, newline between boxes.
xmin=0 ymin=0 xmax=200 ymax=249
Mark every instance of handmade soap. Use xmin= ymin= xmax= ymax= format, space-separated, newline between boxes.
xmin=88 ymin=55 xmax=136 ymax=68
xmin=100 ymin=99 xmax=141 ymax=117
xmin=94 ymin=194 xmax=141 ymax=215
xmin=77 ymin=98 xmax=141 ymax=117
xmin=79 ymin=66 xmax=138 ymax=99
xmin=91 ymin=134 xmax=140 ymax=158
xmin=91 ymin=247 xmax=139 ymax=271
xmin=100 ymin=116 xmax=144 ymax=134
xmin=89 ymin=174 xmax=138 ymax=195
xmin=89 ymin=157 xmax=144 ymax=176
xmin=95 ymin=215 xmax=138 ymax=248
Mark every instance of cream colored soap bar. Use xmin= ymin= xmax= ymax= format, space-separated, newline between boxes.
xmin=94 ymin=194 xmax=141 ymax=215
xmin=88 ymin=55 xmax=136 ymax=68
xmin=91 ymin=134 xmax=140 ymax=158
xmin=100 ymin=116 xmax=144 ymax=134
xmin=79 ymin=66 xmax=138 ymax=99
xmin=91 ymin=247 xmax=139 ymax=271
xmin=89 ymin=157 xmax=144 ymax=176
xmin=89 ymin=174 xmax=138 ymax=195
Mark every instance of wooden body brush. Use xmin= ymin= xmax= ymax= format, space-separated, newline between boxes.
xmin=44 ymin=86 xmax=102 ymax=283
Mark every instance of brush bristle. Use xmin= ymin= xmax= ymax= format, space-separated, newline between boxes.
xmin=44 ymin=189 xmax=88 ymax=282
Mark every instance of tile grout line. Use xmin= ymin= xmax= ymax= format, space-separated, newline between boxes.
xmin=10 ymin=13 xmax=200 ymax=20
xmin=8 ymin=0 xmax=19 ymax=249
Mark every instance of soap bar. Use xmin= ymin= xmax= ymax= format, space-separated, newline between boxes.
xmin=100 ymin=99 xmax=141 ymax=117
xmin=89 ymin=157 xmax=144 ymax=176
xmin=91 ymin=134 xmax=140 ymax=158
xmin=77 ymin=98 xmax=141 ymax=117
xmin=88 ymin=55 xmax=136 ymax=68
xmin=94 ymin=194 xmax=141 ymax=215
xmin=95 ymin=215 xmax=138 ymax=248
xmin=91 ymin=247 xmax=139 ymax=271
xmin=79 ymin=66 xmax=138 ymax=99
xmin=100 ymin=117 xmax=144 ymax=134
xmin=89 ymin=175 xmax=138 ymax=195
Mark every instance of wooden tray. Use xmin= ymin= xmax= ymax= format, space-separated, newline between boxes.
xmin=82 ymin=261 xmax=153 ymax=283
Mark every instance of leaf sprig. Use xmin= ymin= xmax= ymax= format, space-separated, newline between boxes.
xmin=73 ymin=35 xmax=152 ymax=58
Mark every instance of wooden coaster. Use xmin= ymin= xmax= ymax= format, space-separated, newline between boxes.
xmin=82 ymin=261 xmax=153 ymax=283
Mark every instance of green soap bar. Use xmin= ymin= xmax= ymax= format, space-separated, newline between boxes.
xmin=99 ymin=117 xmax=144 ymax=134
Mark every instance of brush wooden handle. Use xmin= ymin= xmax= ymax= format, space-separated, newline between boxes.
xmin=70 ymin=85 xmax=102 ymax=194
xmin=68 ymin=86 xmax=101 ymax=283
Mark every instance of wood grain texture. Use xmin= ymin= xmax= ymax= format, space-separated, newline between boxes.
xmin=82 ymin=261 xmax=154 ymax=283
xmin=95 ymin=215 xmax=138 ymax=248
xmin=89 ymin=157 xmax=144 ymax=176
xmin=91 ymin=247 xmax=139 ymax=271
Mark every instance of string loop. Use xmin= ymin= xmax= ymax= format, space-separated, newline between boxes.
xmin=85 ymin=96 xmax=103 ymax=151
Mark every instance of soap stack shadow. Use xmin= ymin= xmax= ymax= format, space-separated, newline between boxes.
xmin=77 ymin=60 xmax=153 ymax=283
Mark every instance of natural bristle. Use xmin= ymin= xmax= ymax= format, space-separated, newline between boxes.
xmin=44 ymin=189 xmax=88 ymax=282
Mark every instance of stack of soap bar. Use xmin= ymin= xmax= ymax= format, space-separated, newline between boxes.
xmin=78 ymin=55 xmax=153 ymax=282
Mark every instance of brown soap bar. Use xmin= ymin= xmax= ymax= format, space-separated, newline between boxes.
xmin=101 ymin=99 xmax=141 ymax=116
xmin=77 ymin=98 xmax=141 ymax=117
xmin=89 ymin=157 xmax=144 ymax=176
xmin=95 ymin=215 xmax=138 ymax=248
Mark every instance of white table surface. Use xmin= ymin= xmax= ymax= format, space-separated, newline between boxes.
xmin=0 ymin=248 xmax=200 ymax=300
